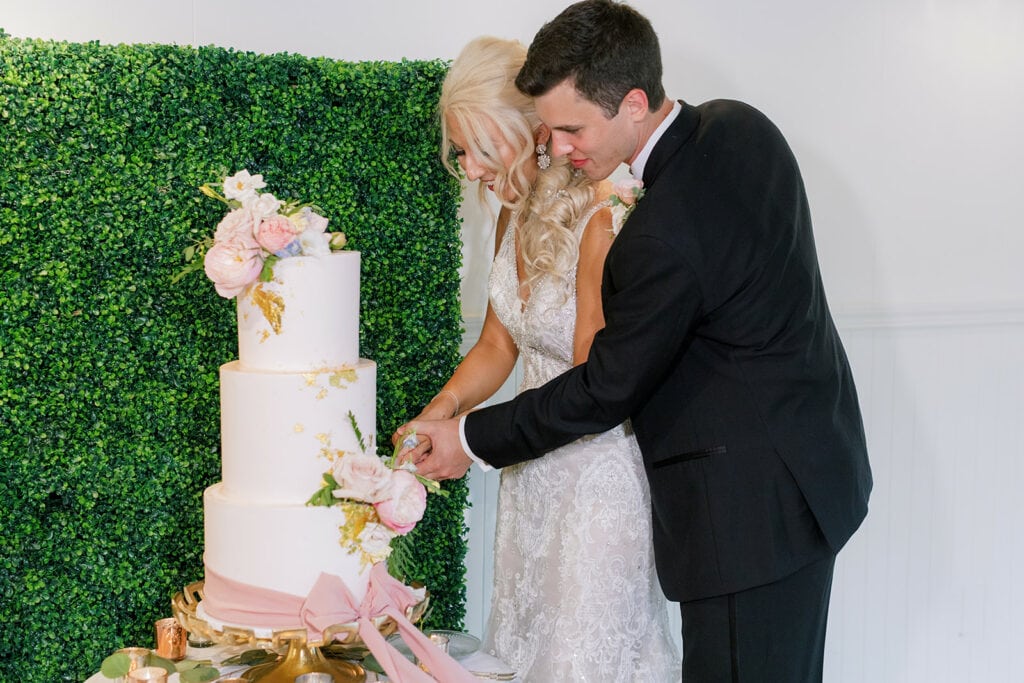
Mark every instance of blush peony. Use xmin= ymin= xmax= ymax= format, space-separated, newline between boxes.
xmin=374 ymin=470 xmax=428 ymax=535
xmin=203 ymin=240 xmax=263 ymax=298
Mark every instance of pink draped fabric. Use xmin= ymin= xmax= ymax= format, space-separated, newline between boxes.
xmin=202 ymin=563 xmax=476 ymax=682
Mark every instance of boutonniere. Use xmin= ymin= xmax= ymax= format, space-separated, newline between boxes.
xmin=609 ymin=178 xmax=645 ymax=237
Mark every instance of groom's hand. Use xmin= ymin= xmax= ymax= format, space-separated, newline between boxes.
xmin=399 ymin=417 xmax=473 ymax=481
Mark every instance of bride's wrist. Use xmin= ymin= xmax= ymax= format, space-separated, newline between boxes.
xmin=432 ymin=389 xmax=460 ymax=418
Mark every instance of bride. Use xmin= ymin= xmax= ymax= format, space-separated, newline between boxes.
xmin=394 ymin=36 xmax=679 ymax=681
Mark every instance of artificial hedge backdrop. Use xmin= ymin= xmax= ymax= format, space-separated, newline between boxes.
xmin=0 ymin=33 xmax=467 ymax=682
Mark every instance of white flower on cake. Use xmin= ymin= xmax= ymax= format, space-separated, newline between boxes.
xmin=173 ymin=169 xmax=347 ymax=298
xmin=307 ymin=412 xmax=445 ymax=566
xmin=357 ymin=523 xmax=398 ymax=565
xmin=223 ymin=168 xmax=266 ymax=202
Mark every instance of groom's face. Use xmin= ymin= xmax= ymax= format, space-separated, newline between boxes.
xmin=535 ymin=80 xmax=636 ymax=181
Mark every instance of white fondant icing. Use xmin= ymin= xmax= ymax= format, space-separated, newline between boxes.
xmin=219 ymin=359 xmax=377 ymax=503
xmin=203 ymin=484 xmax=372 ymax=607
xmin=202 ymin=249 xmax=383 ymax=632
xmin=237 ymin=251 xmax=361 ymax=372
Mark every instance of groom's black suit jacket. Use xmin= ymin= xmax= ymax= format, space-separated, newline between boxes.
xmin=465 ymin=99 xmax=872 ymax=602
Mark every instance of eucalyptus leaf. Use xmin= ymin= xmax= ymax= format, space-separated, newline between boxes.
xmin=144 ymin=653 xmax=178 ymax=674
xmin=220 ymin=649 xmax=280 ymax=666
xmin=99 ymin=652 xmax=130 ymax=678
xmin=175 ymin=659 xmax=211 ymax=672
xmin=180 ymin=665 xmax=220 ymax=683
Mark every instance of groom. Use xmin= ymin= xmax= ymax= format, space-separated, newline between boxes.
xmin=406 ymin=1 xmax=872 ymax=680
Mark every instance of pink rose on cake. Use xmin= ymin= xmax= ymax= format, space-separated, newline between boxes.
xmin=213 ymin=206 xmax=261 ymax=245
xmin=175 ymin=169 xmax=348 ymax=297
xmin=374 ymin=470 xmax=428 ymax=535
xmin=331 ymin=452 xmax=392 ymax=503
xmin=255 ymin=215 xmax=301 ymax=256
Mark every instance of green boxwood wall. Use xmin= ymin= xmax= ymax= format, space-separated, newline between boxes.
xmin=0 ymin=34 xmax=466 ymax=682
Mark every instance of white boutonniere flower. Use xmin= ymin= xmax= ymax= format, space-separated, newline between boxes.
xmin=609 ymin=178 xmax=645 ymax=237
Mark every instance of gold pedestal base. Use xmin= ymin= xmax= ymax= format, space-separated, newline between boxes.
xmin=171 ymin=581 xmax=429 ymax=682
xmin=242 ymin=633 xmax=364 ymax=683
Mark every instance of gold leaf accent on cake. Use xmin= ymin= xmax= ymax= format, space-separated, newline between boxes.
xmin=303 ymin=373 xmax=318 ymax=386
xmin=316 ymin=388 xmax=328 ymax=400
xmin=316 ymin=433 xmax=330 ymax=444
xmin=337 ymin=502 xmax=382 ymax=566
xmin=328 ymin=367 xmax=358 ymax=388
xmin=250 ymin=283 xmax=285 ymax=334
xmin=294 ymin=423 xmax=305 ymax=433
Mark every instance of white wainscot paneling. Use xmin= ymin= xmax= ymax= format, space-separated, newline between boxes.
xmin=463 ymin=307 xmax=1024 ymax=682
xmin=827 ymin=307 xmax=1024 ymax=682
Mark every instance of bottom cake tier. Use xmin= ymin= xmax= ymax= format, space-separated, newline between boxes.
xmin=201 ymin=483 xmax=373 ymax=633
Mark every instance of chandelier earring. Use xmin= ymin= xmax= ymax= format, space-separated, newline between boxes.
xmin=535 ymin=143 xmax=551 ymax=170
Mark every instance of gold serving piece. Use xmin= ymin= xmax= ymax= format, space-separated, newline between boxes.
xmin=171 ymin=580 xmax=428 ymax=682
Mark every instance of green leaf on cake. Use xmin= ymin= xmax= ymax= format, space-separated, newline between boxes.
xmin=347 ymin=410 xmax=366 ymax=451
xmin=307 ymin=472 xmax=340 ymax=507
xmin=258 ymin=254 xmax=280 ymax=282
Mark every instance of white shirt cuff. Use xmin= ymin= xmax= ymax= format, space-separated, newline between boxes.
xmin=459 ymin=414 xmax=493 ymax=472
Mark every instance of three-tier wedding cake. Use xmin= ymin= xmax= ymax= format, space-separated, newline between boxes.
xmin=197 ymin=251 xmax=381 ymax=635
xmin=185 ymin=170 xmax=432 ymax=642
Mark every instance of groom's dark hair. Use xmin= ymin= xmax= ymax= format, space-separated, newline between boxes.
xmin=516 ymin=0 xmax=666 ymax=118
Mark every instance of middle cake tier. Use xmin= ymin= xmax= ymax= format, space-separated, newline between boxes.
xmin=219 ymin=358 xmax=377 ymax=503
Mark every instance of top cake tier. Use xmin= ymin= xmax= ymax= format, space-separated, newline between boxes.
xmin=236 ymin=251 xmax=360 ymax=372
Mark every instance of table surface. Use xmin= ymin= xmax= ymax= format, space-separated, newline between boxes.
xmin=84 ymin=642 xmax=520 ymax=682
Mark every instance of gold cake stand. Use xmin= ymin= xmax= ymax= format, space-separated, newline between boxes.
xmin=172 ymin=581 xmax=428 ymax=682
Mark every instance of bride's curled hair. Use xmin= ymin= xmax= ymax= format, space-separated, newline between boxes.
xmin=439 ymin=36 xmax=595 ymax=297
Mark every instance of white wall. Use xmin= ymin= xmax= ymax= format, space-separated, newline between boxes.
xmin=5 ymin=1 xmax=1023 ymax=680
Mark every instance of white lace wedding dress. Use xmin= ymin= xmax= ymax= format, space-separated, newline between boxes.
xmin=481 ymin=202 xmax=681 ymax=682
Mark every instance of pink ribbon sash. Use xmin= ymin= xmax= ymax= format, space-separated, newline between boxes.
xmin=203 ymin=563 xmax=476 ymax=682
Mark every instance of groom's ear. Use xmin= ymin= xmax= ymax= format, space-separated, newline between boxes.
xmin=622 ymin=88 xmax=650 ymax=121
xmin=534 ymin=123 xmax=551 ymax=146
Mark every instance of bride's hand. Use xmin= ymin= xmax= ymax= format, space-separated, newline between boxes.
xmin=390 ymin=392 xmax=459 ymax=449
xmin=391 ymin=423 xmax=433 ymax=467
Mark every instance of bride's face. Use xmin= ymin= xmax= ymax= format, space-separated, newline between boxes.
xmin=445 ymin=113 xmax=526 ymax=202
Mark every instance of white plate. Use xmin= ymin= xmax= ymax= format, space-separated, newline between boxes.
xmin=386 ymin=629 xmax=481 ymax=660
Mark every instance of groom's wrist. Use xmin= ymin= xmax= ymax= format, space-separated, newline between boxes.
xmin=459 ymin=415 xmax=493 ymax=472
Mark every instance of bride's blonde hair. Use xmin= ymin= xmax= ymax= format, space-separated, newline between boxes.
xmin=439 ymin=36 xmax=594 ymax=295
